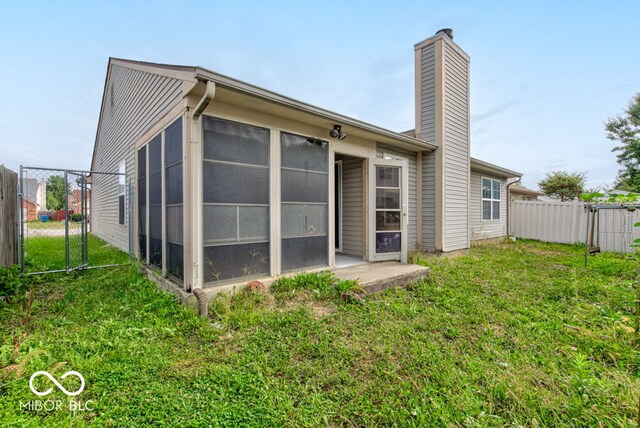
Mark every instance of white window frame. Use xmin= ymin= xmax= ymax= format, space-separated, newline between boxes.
xmin=118 ymin=161 xmax=127 ymax=226
xmin=481 ymin=177 xmax=501 ymax=221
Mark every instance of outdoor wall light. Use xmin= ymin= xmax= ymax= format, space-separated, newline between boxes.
xmin=329 ymin=124 xmax=347 ymax=140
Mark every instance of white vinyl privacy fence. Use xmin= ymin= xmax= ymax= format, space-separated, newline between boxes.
xmin=510 ymin=200 xmax=640 ymax=253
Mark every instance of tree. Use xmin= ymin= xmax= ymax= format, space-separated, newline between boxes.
xmin=46 ymin=175 xmax=68 ymax=210
xmin=606 ymin=93 xmax=640 ymax=191
xmin=538 ymin=171 xmax=586 ymax=201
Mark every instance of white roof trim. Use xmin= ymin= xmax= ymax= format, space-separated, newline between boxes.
xmin=471 ymin=157 xmax=521 ymax=178
xmin=194 ymin=67 xmax=438 ymax=152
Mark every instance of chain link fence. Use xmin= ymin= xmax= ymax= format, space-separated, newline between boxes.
xmin=19 ymin=166 xmax=132 ymax=274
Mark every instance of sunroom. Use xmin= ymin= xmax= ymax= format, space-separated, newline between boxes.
xmin=133 ymin=75 xmax=436 ymax=292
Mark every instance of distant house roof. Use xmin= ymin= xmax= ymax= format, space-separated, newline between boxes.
xmin=510 ymin=186 xmax=543 ymax=197
xmin=610 ymin=189 xmax=632 ymax=195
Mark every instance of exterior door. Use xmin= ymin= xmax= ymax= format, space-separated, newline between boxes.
xmin=368 ymin=158 xmax=408 ymax=262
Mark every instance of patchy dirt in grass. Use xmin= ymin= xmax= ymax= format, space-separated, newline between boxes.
xmin=277 ymin=290 xmax=337 ymax=319
xmin=309 ymin=303 xmax=337 ymax=318
xmin=170 ymin=357 xmax=208 ymax=376
xmin=483 ymin=323 xmax=506 ymax=337
xmin=35 ymin=283 xmax=66 ymax=304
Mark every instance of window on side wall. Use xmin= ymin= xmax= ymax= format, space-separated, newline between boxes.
xmin=118 ymin=162 xmax=126 ymax=225
xmin=481 ymin=177 xmax=500 ymax=221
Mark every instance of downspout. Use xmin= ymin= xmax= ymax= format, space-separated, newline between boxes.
xmin=187 ymin=79 xmax=215 ymax=298
xmin=192 ymin=80 xmax=216 ymax=121
xmin=192 ymin=288 xmax=208 ymax=317
xmin=506 ymin=177 xmax=521 ymax=237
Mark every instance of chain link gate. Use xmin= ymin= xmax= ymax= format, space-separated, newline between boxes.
xmin=65 ymin=170 xmax=89 ymax=271
xmin=18 ymin=166 xmax=132 ymax=274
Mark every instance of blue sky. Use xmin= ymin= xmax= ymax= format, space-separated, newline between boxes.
xmin=0 ymin=1 xmax=638 ymax=189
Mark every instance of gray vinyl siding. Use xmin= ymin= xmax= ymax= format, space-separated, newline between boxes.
xmin=377 ymin=143 xmax=418 ymax=251
xmin=422 ymin=151 xmax=436 ymax=251
xmin=92 ymin=64 xmax=184 ymax=252
xmin=340 ymin=158 xmax=364 ymax=257
xmin=470 ymin=171 xmax=507 ymax=240
xmin=419 ymin=43 xmax=436 ymax=144
xmin=442 ymin=46 xmax=470 ymax=251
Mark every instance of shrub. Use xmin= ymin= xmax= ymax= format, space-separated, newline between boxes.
xmin=70 ymin=213 xmax=83 ymax=222
xmin=0 ymin=265 xmax=25 ymax=298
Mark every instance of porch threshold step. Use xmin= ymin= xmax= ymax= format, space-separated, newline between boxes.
xmin=331 ymin=262 xmax=430 ymax=294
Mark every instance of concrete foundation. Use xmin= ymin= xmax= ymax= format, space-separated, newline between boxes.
xmin=146 ymin=261 xmax=431 ymax=310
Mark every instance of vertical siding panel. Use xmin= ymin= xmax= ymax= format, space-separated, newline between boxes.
xmin=420 ymin=44 xmax=436 ymax=144
xmin=442 ymin=46 xmax=470 ymax=250
xmin=418 ymin=42 xmax=437 ymax=252
xmin=340 ymin=158 xmax=363 ymax=257
xmin=422 ymin=151 xmax=436 ymax=251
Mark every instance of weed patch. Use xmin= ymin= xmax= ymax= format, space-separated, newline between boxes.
xmin=271 ymin=270 xmax=363 ymax=302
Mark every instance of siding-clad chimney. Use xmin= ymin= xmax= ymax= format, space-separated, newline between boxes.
xmin=415 ymin=30 xmax=471 ymax=252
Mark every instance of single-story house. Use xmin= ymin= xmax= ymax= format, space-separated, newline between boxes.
xmin=510 ymin=185 xmax=543 ymax=201
xmin=90 ymin=29 xmax=522 ymax=292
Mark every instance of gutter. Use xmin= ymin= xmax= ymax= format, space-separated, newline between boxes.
xmin=192 ymin=80 xmax=216 ymax=121
xmin=193 ymin=67 xmax=437 ymax=152
xmin=471 ymin=157 xmax=522 ymax=179
xmin=506 ymin=177 xmax=522 ymax=237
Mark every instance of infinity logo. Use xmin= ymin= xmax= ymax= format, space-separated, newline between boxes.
xmin=29 ymin=371 xmax=85 ymax=397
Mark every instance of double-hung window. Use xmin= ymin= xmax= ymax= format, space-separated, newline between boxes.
xmin=482 ymin=178 xmax=501 ymax=220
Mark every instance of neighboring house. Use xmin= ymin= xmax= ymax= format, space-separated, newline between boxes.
xmin=21 ymin=198 xmax=38 ymax=222
xmin=20 ymin=178 xmax=46 ymax=221
xmin=510 ymin=185 xmax=543 ymax=201
xmin=90 ymin=29 xmax=522 ymax=292
xmin=68 ymin=189 xmax=90 ymax=216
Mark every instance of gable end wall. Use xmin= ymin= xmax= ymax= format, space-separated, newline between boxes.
xmin=91 ymin=64 xmax=184 ymax=252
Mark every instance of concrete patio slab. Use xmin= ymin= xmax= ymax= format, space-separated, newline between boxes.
xmin=167 ymin=262 xmax=432 ymax=307
xmin=332 ymin=262 xmax=431 ymax=294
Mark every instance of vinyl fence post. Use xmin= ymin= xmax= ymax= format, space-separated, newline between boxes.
xmin=584 ymin=206 xmax=590 ymax=268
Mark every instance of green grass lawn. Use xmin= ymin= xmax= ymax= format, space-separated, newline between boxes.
xmin=0 ymin=240 xmax=638 ymax=427
xmin=23 ymin=235 xmax=130 ymax=272
xmin=26 ymin=221 xmax=66 ymax=230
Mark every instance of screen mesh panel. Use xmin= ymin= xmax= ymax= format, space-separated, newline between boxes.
xmin=202 ymin=117 xmax=270 ymax=283
xmin=165 ymin=118 xmax=183 ymax=280
xmin=281 ymin=132 xmax=328 ymax=271
xmin=148 ymin=135 xmax=162 ymax=268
